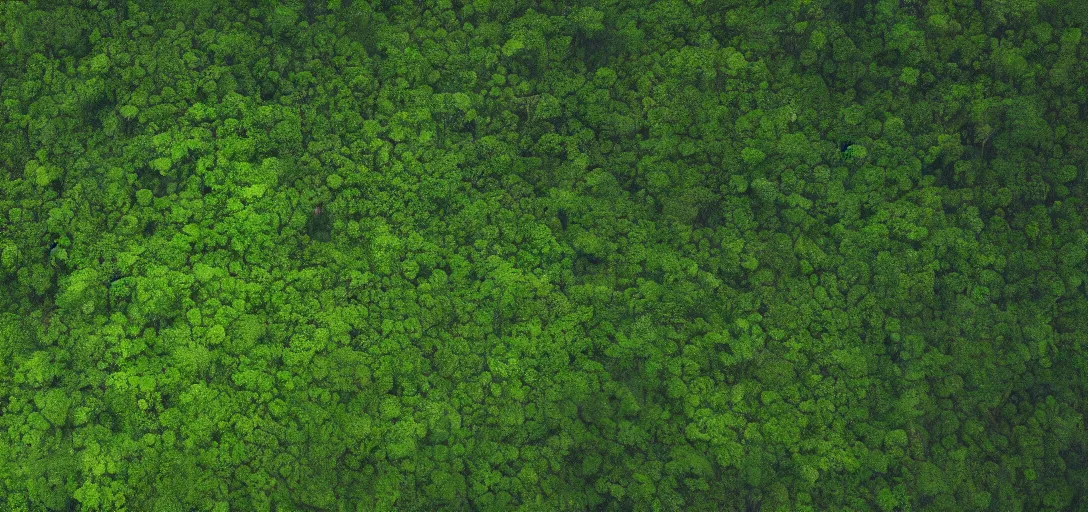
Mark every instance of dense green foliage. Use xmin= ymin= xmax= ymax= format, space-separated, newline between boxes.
xmin=2 ymin=0 xmax=1087 ymax=510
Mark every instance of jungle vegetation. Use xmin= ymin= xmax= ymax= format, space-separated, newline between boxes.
xmin=1 ymin=0 xmax=1086 ymax=510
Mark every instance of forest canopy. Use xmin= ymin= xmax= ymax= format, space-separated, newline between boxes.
xmin=1 ymin=0 xmax=1086 ymax=510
